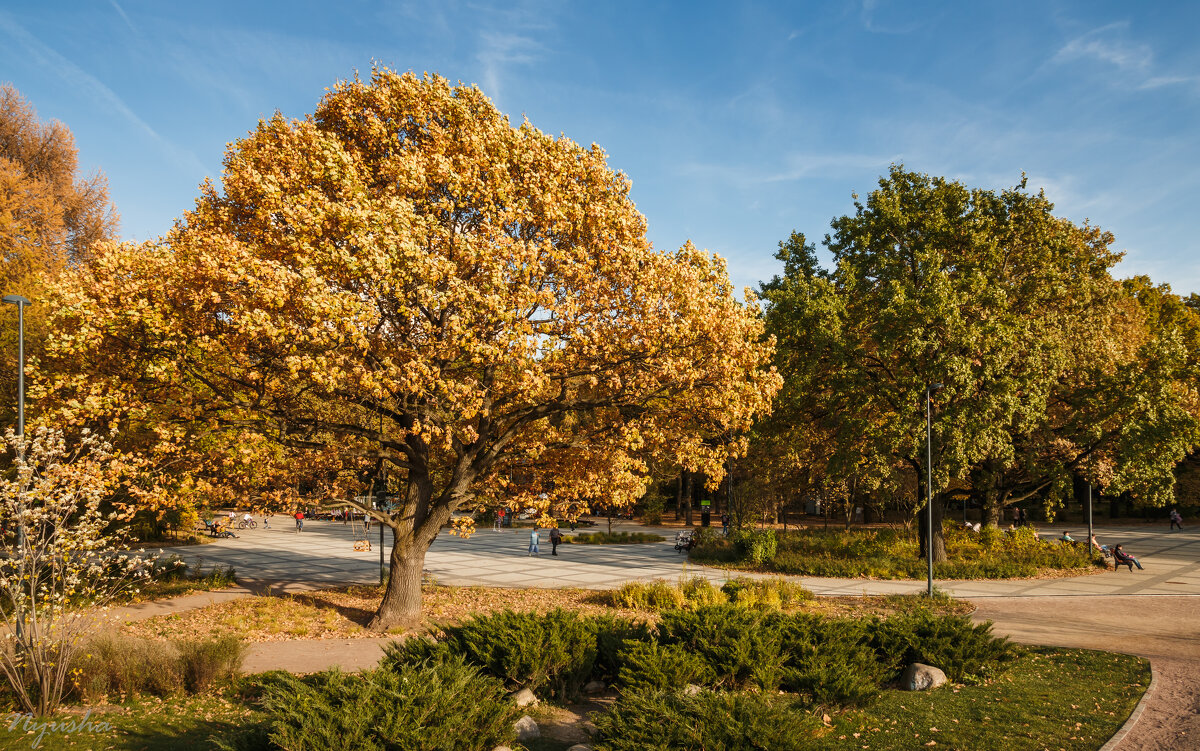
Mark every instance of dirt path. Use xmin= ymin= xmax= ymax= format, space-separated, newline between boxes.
xmin=241 ymin=638 xmax=398 ymax=674
xmin=972 ymin=595 xmax=1200 ymax=751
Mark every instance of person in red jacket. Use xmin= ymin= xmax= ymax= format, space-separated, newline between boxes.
xmin=294 ymin=509 xmax=304 ymax=532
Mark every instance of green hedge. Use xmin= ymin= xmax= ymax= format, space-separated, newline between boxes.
xmin=692 ymin=525 xmax=1098 ymax=579
xmin=388 ymin=604 xmax=1013 ymax=710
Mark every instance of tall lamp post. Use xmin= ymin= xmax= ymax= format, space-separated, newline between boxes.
xmin=4 ymin=294 xmax=31 ymax=639
xmin=925 ymin=383 xmax=943 ymax=597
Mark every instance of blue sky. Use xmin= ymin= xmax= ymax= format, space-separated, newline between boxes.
xmin=2 ymin=0 xmax=1198 ymax=295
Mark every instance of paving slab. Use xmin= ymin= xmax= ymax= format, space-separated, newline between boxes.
xmin=169 ymin=522 xmax=1200 ymax=599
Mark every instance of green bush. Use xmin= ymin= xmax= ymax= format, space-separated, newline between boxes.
xmin=656 ymin=606 xmax=788 ymax=690
xmin=874 ymin=610 xmax=1015 ymax=682
xmin=593 ymin=688 xmax=822 ymax=751
xmin=616 ymin=641 xmax=711 ymax=693
xmin=399 ymin=609 xmax=598 ymax=700
xmin=241 ymin=656 xmax=519 ymax=751
xmin=732 ymin=529 xmax=777 ymax=564
xmin=593 ymin=615 xmax=654 ymax=683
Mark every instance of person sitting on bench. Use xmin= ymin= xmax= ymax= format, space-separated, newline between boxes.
xmin=1059 ymin=531 xmax=1076 ymax=545
xmin=1112 ymin=544 xmax=1143 ymax=571
xmin=1088 ymin=534 xmax=1110 ymax=557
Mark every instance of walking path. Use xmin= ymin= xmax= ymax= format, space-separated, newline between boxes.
xmin=169 ymin=520 xmax=1200 ymax=598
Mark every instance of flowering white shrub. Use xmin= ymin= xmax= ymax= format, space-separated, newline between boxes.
xmin=0 ymin=428 xmax=152 ymax=715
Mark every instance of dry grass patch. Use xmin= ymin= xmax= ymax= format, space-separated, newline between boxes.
xmin=123 ymin=581 xmax=971 ymax=644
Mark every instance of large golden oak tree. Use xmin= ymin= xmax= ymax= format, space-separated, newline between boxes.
xmin=45 ymin=71 xmax=779 ymax=628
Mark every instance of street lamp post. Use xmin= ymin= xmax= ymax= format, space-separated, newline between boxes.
xmin=925 ymin=383 xmax=943 ymax=597
xmin=4 ymin=294 xmax=31 ymax=639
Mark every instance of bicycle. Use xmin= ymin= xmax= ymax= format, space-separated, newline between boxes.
xmin=237 ymin=519 xmax=258 ymax=530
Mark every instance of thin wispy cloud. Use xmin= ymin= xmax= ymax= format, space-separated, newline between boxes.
xmin=1053 ymin=22 xmax=1198 ymax=91
xmin=0 ymin=12 xmax=206 ymax=175
xmin=679 ymin=151 xmax=901 ymax=187
xmin=859 ymin=0 xmax=922 ymax=35
xmin=108 ymin=0 xmax=138 ymax=36
xmin=1055 ymin=23 xmax=1151 ymax=71
xmin=477 ymin=31 xmax=542 ymax=103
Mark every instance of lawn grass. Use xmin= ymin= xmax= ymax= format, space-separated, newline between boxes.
xmin=817 ymin=648 xmax=1149 ymax=750
xmin=0 ymin=694 xmax=266 ymax=751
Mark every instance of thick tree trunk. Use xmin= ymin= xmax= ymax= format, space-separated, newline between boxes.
xmin=368 ymin=528 xmax=427 ymax=631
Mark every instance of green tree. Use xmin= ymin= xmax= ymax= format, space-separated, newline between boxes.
xmin=760 ymin=166 xmax=1196 ymax=559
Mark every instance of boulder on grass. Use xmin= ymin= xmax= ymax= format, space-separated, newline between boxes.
xmin=512 ymin=688 xmax=538 ymax=707
xmin=683 ymin=684 xmax=703 ymax=696
xmin=514 ymin=715 xmax=540 ymax=741
xmin=582 ymin=680 xmax=606 ymax=694
xmin=901 ymin=663 xmax=947 ymax=691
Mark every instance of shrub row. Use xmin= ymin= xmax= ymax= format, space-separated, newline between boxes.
xmin=384 ymin=604 xmax=1013 ymax=708
xmin=692 ymin=524 xmax=1097 ymax=579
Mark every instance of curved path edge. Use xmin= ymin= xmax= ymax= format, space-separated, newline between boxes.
xmin=1100 ymin=668 xmax=1158 ymax=751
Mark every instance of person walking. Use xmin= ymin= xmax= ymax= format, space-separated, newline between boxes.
xmin=721 ymin=513 xmax=730 ymax=537
xmin=263 ymin=513 xmax=270 ymax=529
xmin=550 ymin=526 xmax=563 ymax=556
xmin=528 ymin=527 xmax=540 ymax=556
xmin=294 ymin=509 xmax=304 ymax=532
xmin=1112 ymin=544 xmax=1143 ymax=571
xmin=1169 ymin=508 xmax=1184 ymax=531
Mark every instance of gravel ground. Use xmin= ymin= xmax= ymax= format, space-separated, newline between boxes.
xmin=972 ymin=595 xmax=1200 ymax=751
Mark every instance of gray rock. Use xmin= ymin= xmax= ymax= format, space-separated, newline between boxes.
xmin=514 ymin=715 xmax=540 ymax=741
xmin=901 ymin=662 xmax=948 ymax=691
xmin=580 ymin=719 xmax=599 ymax=735
xmin=582 ymin=679 xmax=606 ymax=694
xmin=512 ymin=688 xmax=538 ymax=707
xmin=682 ymin=683 xmax=703 ymax=696
xmin=567 ymin=745 xmax=593 ymax=751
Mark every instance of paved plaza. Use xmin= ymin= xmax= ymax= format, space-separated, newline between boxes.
xmin=171 ymin=520 xmax=1200 ymax=598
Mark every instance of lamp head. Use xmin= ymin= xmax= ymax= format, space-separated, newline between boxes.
xmin=2 ymin=295 xmax=31 ymax=306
